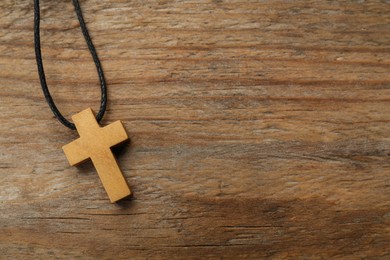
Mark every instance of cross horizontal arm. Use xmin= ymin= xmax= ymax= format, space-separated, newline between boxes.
xmin=101 ymin=120 xmax=129 ymax=148
xmin=62 ymin=138 xmax=90 ymax=166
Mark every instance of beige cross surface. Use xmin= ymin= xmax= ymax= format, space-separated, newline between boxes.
xmin=62 ymin=108 xmax=131 ymax=203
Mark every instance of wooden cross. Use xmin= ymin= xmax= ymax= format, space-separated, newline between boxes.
xmin=62 ymin=108 xmax=131 ymax=203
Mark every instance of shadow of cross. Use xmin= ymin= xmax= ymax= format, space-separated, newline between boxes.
xmin=62 ymin=108 xmax=131 ymax=203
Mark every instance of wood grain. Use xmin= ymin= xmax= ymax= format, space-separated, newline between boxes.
xmin=0 ymin=0 xmax=389 ymax=258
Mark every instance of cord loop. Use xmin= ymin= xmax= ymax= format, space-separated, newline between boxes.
xmin=34 ymin=0 xmax=107 ymax=130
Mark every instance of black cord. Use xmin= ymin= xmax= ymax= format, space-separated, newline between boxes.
xmin=34 ymin=0 xmax=107 ymax=130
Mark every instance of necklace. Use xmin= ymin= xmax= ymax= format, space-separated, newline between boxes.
xmin=34 ymin=0 xmax=132 ymax=203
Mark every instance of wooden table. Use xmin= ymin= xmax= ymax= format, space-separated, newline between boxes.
xmin=1 ymin=0 xmax=389 ymax=258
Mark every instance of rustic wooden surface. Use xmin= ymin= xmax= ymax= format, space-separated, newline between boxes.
xmin=1 ymin=0 xmax=389 ymax=258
